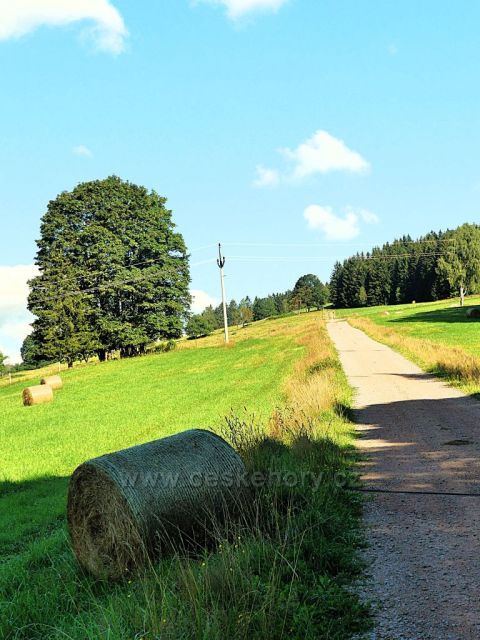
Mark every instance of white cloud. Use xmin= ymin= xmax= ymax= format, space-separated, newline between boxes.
xmin=191 ymin=289 xmax=218 ymax=314
xmin=282 ymin=130 xmax=370 ymax=179
xmin=253 ymin=165 xmax=280 ymax=188
xmin=73 ymin=144 xmax=93 ymax=158
xmin=0 ymin=0 xmax=128 ymax=54
xmin=198 ymin=0 xmax=289 ymax=19
xmin=304 ymin=205 xmax=378 ymax=241
xmin=0 ymin=265 xmax=38 ymax=315
xmin=254 ymin=130 xmax=370 ymax=187
xmin=0 ymin=265 xmax=39 ymax=364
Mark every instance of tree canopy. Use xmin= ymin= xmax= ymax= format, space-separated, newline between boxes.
xmin=28 ymin=176 xmax=191 ymax=365
xmin=292 ymin=274 xmax=329 ymax=311
xmin=437 ymin=224 xmax=480 ymax=306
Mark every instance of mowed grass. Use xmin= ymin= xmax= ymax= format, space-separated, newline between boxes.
xmin=0 ymin=320 xmax=301 ymax=556
xmin=0 ymin=312 xmax=370 ymax=639
xmin=336 ymin=295 xmax=480 ymax=396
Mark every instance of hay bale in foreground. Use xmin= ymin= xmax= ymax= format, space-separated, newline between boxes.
xmin=23 ymin=385 xmax=54 ymax=406
xmin=40 ymin=375 xmax=63 ymax=390
xmin=67 ymin=429 xmax=248 ymax=579
xmin=466 ymin=307 xmax=480 ymax=319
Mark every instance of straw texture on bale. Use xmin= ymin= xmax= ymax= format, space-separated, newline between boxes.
xmin=23 ymin=385 xmax=54 ymax=406
xmin=466 ymin=307 xmax=480 ymax=319
xmin=40 ymin=375 xmax=63 ymax=390
xmin=67 ymin=429 xmax=248 ymax=579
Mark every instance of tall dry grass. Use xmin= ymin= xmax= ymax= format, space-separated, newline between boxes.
xmin=283 ymin=321 xmax=341 ymax=417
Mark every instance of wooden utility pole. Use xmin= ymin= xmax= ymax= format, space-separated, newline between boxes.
xmin=217 ymin=243 xmax=229 ymax=344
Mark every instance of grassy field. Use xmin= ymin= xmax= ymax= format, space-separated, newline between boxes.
xmin=0 ymin=312 xmax=369 ymax=639
xmin=336 ymin=295 xmax=480 ymax=396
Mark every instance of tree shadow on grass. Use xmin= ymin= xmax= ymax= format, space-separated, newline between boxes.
xmin=390 ymin=305 xmax=480 ymax=324
xmin=0 ymin=475 xmax=69 ymax=556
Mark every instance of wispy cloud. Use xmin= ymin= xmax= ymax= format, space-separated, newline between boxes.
xmin=304 ymin=205 xmax=379 ymax=241
xmin=254 ymin=130 xmax=370 ymax=187
xmin=190 ymin=289 xmax=218 ymax=314
xmin=253 ymin=165 xmax=280 ymax=188
xmin=0 ymin=264 xmax=39 ymax=364
xmin=197 ymin=0 xmax=289 ymax=20
xmin=73 ymin=144 xmax=93 ymax=158
xmin=0 ymin=0 xmax=128 ymax=54
xmin=358 ymin=208 xmax=379 ymax=224
xmin=388 ymin=42 xmax=398 ymax=56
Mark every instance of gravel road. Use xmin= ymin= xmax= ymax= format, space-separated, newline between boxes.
xmin=327 ymin=319 xmax=480 ymax=640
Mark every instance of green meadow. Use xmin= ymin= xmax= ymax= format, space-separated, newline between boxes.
xmin=0 ymin=313 xmax=369 ymax=640
xmin=1 ymin=323 xmax=301 ymax=560
xmin=336 ymin=295 xmax=480 ymax=355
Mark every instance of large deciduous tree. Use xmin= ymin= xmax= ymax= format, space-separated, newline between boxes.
xmin=28 ymin=176 xmax=191 ymax=364
xmin=292 ymin=274 xmax=329 ymax=311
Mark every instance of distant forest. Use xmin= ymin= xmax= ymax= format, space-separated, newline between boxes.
xmin=329 ymin=223 xmax=480 ymax=308
xmin=186 ymin=274 xmax=329 ymax=338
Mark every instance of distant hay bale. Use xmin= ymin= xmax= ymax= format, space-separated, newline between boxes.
xmin=40 ymin=375 xmax=63 ymax=390
xmin=466 ymin=307 xmax=480 ymax=319
xmin=23 ymin=385 xmax=54 ymax=406
xmin=67 ymin=429 xmax=248 ymax=580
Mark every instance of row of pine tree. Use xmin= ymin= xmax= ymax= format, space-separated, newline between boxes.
xmin=329 ymin=223 xmax=480 ymax=308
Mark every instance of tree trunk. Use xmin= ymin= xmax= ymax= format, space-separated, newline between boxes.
xmin=460 ymin=285 xmax=465 ymax=307
xmin=97 ymin=349 xmax=107 ymax=362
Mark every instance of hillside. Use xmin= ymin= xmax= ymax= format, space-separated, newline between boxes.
xmin=0 ymin=311 xmax=369 ymax=640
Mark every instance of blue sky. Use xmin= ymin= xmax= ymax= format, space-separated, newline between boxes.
xmin=1 ymin=0 xmax=479 ymax=362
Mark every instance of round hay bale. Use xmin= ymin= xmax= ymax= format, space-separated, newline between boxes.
xmin=67 ymin=429 xmax=248 ymax=580
xmin=466 ymin=307 xmax=480 ymax=319
xmin=40 ymin=375 xmax=63 ymax=390
xmin=23 ymin=385 xmax=54 ymax=406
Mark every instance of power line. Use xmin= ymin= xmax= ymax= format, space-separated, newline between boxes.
xmin=30 ymin=249 xmax=213 ymax=292
xmin=28 ymin=250 xmax=454 ymax=307
xmin=223 ymin=239 xmax=456 ymax=249
xmin=349 ymin=486 xmax=480 ymax=498
xmin=28 ymin=239 xmax=455 ymax=292
xmin=228 ymin=252 xmax=453 ymax=262
xmin=32 ymin=259 xmax=216 ymax=307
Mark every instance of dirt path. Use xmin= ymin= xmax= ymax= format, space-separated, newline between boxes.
xmin=327 ymin=319 xmax=480 ymax=640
